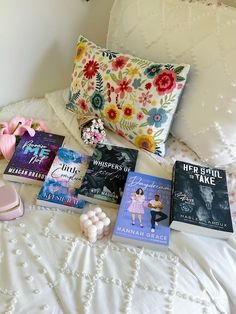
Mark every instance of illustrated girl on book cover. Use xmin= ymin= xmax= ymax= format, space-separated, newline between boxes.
xmin=128 ymin=188 xmax=145 ymax=227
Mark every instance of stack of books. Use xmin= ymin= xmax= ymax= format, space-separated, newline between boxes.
xmin=3 ymin=130 xmax=234 ymax=250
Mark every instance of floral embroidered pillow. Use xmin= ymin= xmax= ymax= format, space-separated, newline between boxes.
xmin=66 ymin=36 xmax=190 ymax=155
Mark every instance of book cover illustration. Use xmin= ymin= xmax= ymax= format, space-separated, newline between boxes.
xmin=37 ymin=147 xmax=89 ymax=209
xmin=78 ymin=144 xmax=138 ymax=205
xmin=4 ymin=131 xmax=64 ymax=183
xmin=113 ymin=171 xmax=171 ymax=248
xmin=172 ymin=161 xmax=233 ymax=232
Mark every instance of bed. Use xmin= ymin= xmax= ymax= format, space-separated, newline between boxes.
xmin=1 ymin=1 xmax=236 ymax=313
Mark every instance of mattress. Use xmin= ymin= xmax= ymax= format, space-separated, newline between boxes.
xmin=0 ymin=91 xmax=235 ymax=314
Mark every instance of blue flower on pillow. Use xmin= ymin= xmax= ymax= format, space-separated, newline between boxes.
xmin=144 ymin=64 xmax=162 ymax=79
xmin=132 ymin=78 xmax=142 ymax=89
xmin=147 ymin=108 xmax=168 ymax=128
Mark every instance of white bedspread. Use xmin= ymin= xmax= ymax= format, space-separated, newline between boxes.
xmin=0 ymin=93 xmax=235 ymax=314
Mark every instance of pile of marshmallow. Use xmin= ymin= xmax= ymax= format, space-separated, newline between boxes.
xmin=80 ymin=207 xmax=111 ymax=243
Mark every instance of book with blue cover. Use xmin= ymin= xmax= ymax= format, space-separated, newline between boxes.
xmin=37 ymin=147 xmax=89 ymax=212
xmin=112 ymin=171 xmax=172 ymax=250
xmin=3 ymin=131 xmax=65 ymax=185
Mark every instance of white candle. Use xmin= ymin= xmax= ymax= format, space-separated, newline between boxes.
xmin=83 ymin=220 xmax=92 ymax=236
xmin=97 ymin=233 xmax=104 ymax=240
xmin=94 ymin=207 xmax=102 ymax=214
xmin=87 ymin=210 xmax=95 ymax=218
xmin=80 ymin=214 xmax=88 ymax=229
xmin=91 ymin=216 xmax=99 ymax=224
xmin=102 ymin=217 xmax=111 ymax=229
xmin=88 ymin=235 xmax=97 ymax=243
xmin=101 ymin=217 xmax=110 ymax=236
xmin=87 ymin=225 xmax=97 ymax=236
xmin=96 ymin=221 xmax=104 ymax=235
xmin=97 ymin=212 xmax=106 ymax=220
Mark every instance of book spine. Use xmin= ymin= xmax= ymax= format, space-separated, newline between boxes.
xmin=169 ymin=162 xmax=177 ymax=225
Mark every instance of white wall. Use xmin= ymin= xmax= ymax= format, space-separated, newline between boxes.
xmin=0 ymin=0 xmax=235 ymax=108
xmin=0 ymin=0 xmax=114 ymax=107
xmin=223 ymin=0 xmax=236 ymax=6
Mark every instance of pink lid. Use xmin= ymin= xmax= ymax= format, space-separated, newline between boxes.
xmin=0 ymin=185 xmax=19 ymax=212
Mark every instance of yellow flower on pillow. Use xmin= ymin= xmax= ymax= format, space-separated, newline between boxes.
xmin=76 ymin=42 xmax=87 ymax=62
xmin=72 ymin=79 xmax=80 ymax=91
xmin=135 ymin=134 xmax=156 ymax=153
xmin=151 ymin=99 xmax=157 ymax=107
xmin=122 ymin=104 xmax=135 ymax=120
xmin=104 ymin=104 xmax=120 ymax=124
xmin=127 ymin=66 xmax=140 ymax=78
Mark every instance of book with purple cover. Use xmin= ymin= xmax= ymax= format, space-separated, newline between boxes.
xmin=3 ymin=131 xmax=64 ymax=185
xmin=36 ymin=147 xmax=89 ymax=212
xmin=112 ymin=171 xmax=171 ymax=250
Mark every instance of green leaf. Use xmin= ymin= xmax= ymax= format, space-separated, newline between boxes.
xmin=102 ymin=50 xmax=118 ymax=60
xmin=78 ymin=70 xmax=84 ymax=78
xmin=153 ymin=128 xmax=164 ymax=138
xmin=130 ymin=58 xmax=151 ymax=69
xmin=176 ymin=75 xmax=185 ymax=82
xmin=80 ymin=37 xmax=87 ymax=43
xmin=95 ymin=72 xmax=103 ymax=93
xmin=120 ymin=119 xmax=138 ymax=131
xmin=139 ymin=122 xmax=148 ymax=128
xmin=155 ymin=138 xmax=163 ymax=144
xmin=141 ymin=108 xmax=148 ymax=115
xmin=174 ymin=66 xmax=184 ymax=75
xmin=118 ymin=71 xmax=122 ymax=81
xmin=110 ymin=73 xmax=117 ymax=82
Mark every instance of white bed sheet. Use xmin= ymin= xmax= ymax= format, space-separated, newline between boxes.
xmin=0 ymin=93 xmax=235 ymax=314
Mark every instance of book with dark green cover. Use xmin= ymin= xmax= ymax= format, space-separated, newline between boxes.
xmin=170 ymin=161 xmax=233 ymax=238
xmin=76 ymin=144 xmax=138 ymax=208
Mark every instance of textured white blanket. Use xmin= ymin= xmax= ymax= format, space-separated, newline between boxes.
xmin=0 ymin=94 xmax=235 ymax=314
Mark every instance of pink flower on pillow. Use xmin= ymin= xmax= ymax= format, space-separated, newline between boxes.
xmin=137 ymin=112 xmax=144 ymax=120
xmin=153 ymin=70 xmax=176 ymax=95
xmin=112 ymin=56 xmax=129 ymax=71
xmin=138 ymin=91 xmax=152 ymax=106
xmin=115 ymin=77 xmax=132 ymax=99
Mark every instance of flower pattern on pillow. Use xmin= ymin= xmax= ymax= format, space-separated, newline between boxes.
xmin=67 ymin=36 xmax=190 ymax=155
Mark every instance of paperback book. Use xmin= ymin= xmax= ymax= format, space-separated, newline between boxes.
xmin=112 ymin=171 xmax=172 ymax=250
xmin=3 ymin=131 xmax=64 ymax=185
xmin=77 ymin=144 xmax=138 ymax=208
xmin=37 ymin=147 xmax=89 ymax=211
xmin=170 ymin=161 xmax=234 ymax=239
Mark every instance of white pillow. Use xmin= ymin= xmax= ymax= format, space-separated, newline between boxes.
xmin=107 ymin=0 xmax=236 ymax=174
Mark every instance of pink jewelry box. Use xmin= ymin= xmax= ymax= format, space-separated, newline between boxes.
xmin=0 ymin=185 xmax=24 ymax=221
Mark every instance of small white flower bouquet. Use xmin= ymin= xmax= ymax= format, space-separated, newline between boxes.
xmin=81 ymin=118 xmax=106 ymax=145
